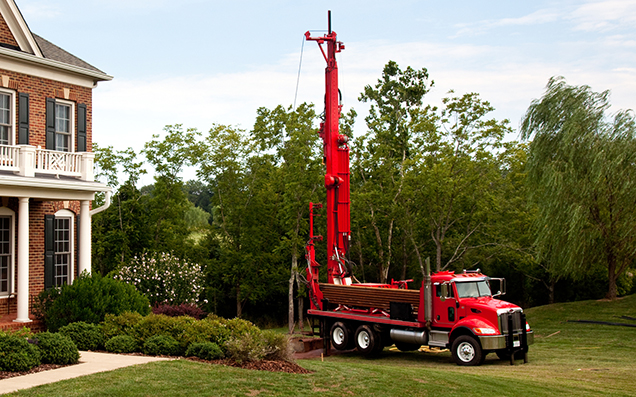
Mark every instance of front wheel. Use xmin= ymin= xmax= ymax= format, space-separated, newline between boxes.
xmin=451 ymin=335 xmax=483 ymax=366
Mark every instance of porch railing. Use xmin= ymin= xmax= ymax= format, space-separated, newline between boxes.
xmin=0 ymin=144 xmax=94 ymax=181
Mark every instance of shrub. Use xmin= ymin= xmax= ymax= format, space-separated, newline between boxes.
xmin=34 ymin=332 xmax=79 ymax=365
xmin=105 ymin=335 xmax=139 ymax=354
xmin=130 ymin=314 xmax=195 ymax=345
xmin=114 ymin=251 xmax=204 ymax=306
xmin=152 ymin=303 xmax=206 ymax=319
xmin=142 ymin=334 xmax=180 ymax=356
xmin=185 ymin=342 xmax=224 ymax=360
xmin=261 ymin=330 xmax=292 ymax=362
xmin=225 ymin=318 xmax=260 ymax=338
xmin=0 ymin=327 xmax=33 ymax=339
xmin=38 ymin=272 xmax=150 ymax=332
xmin=102 ymin=312 xmax=144 ymax=340
xmin=225 ymin=332 xmax=268 ymax=363
xmin=179 ymin=318 xmax=230 ymax=352
xmin=59 ymin=322 xmax=105 ymax=351
xmin=0 ymin=334 xmax=41 ymax=372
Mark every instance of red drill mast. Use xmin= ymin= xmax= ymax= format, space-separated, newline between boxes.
xmin=305 ymin=11 xmax=350 ymax=310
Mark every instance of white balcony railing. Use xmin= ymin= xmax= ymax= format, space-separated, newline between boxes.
xmin=0 ymin=144 xmax=94 ymax=181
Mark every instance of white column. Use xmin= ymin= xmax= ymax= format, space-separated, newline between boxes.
xmin=79 ymin=200 xmax=91 ymax=275
xmin=15 ymin=197 xmax=31 ymax=323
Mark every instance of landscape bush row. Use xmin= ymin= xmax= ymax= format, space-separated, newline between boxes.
xmin=58 ymin=313 xmax=291 ymax=363
xmin=0 ymin=328 xmax=79 ymax=372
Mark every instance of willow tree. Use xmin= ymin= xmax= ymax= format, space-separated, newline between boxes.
xmin=521 ymin=77 xmax=636 ymax=300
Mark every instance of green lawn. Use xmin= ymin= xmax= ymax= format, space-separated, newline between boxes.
xmin=5 ymin=295 xmax=636 ymax=397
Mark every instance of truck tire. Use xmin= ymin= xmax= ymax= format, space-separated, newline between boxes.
xmin=495 ymin=349 xmax=525 ymax=361
xmin=330 ymin=322 xmax=352 ymax=351
xmin=395 ymin=342 xmax=420 ymax=352
xmin=355 ymin=325 xmax=379 ymax=355
xmin=451 ymin=335 xmax=483 ymax=366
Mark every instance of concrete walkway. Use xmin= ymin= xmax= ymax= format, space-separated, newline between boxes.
xmin=0 ymin=351 xmax=174 ymax=395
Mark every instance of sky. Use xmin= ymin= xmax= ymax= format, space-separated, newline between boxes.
xmin=15 ymin=0 xmax=636 ymax=184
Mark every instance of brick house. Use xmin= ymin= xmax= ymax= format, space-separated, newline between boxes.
xmin=0 ymin=0 xmax=112 ymax=327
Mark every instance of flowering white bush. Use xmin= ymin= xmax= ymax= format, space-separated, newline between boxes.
xmin=114 ymin=251 xmax=204 ymax=306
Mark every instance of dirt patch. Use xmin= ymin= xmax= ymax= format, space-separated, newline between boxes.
xmin=0 ymin=363 xmax=78 ymax=380
xmin=185 ymin=357 xmax=312 ymax=374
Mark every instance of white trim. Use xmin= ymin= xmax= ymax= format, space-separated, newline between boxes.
xmin=0 ymin=47 xmax=111 ymax=85
xmin=0 ymin=206 xmax=15 ymax=296
xmin=0 ymin=0 xmax=43 ymax=57
xmin=0 ymin=88 xmax=15 ymax=145
xmin=54 ymin=209 xmax=75 ymax=285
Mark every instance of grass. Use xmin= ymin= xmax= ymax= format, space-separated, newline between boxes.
xmin=5 ymin=295 xmax=636 ymax=397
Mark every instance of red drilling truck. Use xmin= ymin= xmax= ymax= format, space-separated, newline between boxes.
xmin=303 ymin=12 xmax=533 ymax=366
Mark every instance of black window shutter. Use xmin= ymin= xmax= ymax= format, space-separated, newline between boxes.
xmin=45 ymin=98 xmax=55 ymax=150
xmin=77 ymin=103 xmax=87 ymax=152
xmin=18 ymin=93 xmax=29 ymax=144
xmin=44 ymin=214 xmax=55 ymax=289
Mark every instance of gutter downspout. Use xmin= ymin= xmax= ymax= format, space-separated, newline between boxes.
xmin=90 ymin=190 xmax=112 ymax=216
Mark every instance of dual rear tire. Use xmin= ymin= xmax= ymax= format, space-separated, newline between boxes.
xmin=330 ymin=322 xmax=383 ymax=354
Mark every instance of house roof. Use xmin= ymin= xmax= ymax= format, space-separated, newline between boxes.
xmin=32 ymin=34 xmax=105 ymax=75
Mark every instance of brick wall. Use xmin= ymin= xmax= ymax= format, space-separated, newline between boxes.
xmin=0 ymin=12 xmax=19 ymax=49
xmin=0 ymin=68 xmax=93 ymax=152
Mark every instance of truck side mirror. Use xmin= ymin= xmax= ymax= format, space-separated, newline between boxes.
xmin=490 ymin=278 xmax=506 ymax=297
xmin=440 ymin=284 xmax=448 ymax=301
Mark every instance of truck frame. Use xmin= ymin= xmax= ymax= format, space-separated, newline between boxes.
xmin=303 ymin=12 xmax=533 ymax=366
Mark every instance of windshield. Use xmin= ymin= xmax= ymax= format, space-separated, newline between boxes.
xmin=455 ymin=280 xmax=492 ymax=298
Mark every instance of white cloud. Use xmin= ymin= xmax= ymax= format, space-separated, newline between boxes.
xmin=571 ymin=0 xmax=636 ymax=32
xmin=453 ymin=8 xmax=561 ymax=37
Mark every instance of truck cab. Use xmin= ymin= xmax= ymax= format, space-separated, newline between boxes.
xmin=431 ymin=270 xmax=533 ymax=365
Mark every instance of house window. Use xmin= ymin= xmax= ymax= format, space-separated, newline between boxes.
xmin=53 ymin=214 xmax=73 ymax=286
xmin=55 ymin=102 xmax=72 ymax=152
xmin=0 ymin=208 xmax=15 ymax=296
xmin=0 ymin=90 xmax=14 ymax=146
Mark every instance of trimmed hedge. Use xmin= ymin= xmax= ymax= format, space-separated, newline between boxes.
xmin=142 ymin=335 xmax=180 ymax=356
xmin=33 ymin=332 xmax=80 ymax=365
xmin=35 ymin=273 xmax=150 ymax=332
xmin=105 ymin=335 xmax=138 ymax=354
xmin=59 ymin=322 xmax=105 ymax=351
xmin=185 ymin=342 xmax=223 ymax=360
xmin=0 ymin=334 xmax=41 ymax=372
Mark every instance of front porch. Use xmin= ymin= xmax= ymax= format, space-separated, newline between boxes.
xmin=0 ymin=313 xmax=45 ymax=332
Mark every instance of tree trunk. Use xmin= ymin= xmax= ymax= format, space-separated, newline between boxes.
xmin=295 ymin=271 xmax=304 ymax=331
xmin=606 ymin=259 xmax=618 ymax=300
xmin=236 ymin=284 xmax=242 ymax=318
xmin=288 ymin=251 xmax=298 ymax=334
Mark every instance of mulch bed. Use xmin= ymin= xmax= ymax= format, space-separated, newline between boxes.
xmin=0 ymin=363 xmax=77 ymax=380
xmin=185 ymin=357 xmax=312 ymax=374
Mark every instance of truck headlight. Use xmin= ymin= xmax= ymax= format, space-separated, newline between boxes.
xmin=473 ymin=327 xmax=497 ymax=335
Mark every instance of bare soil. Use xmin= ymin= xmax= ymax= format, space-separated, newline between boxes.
xmin=0 ymin=363 xmax=77 ymax=380
xmin=186 ymin=357 xmax=312 ymax=374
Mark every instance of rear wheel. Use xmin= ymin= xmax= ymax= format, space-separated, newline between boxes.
xmin=495 ymin=349 xmax=525 ymax=361
xmin=330 ymin=322 xmax=352 ymax=351
xmin=355 ymin=325 xmax=379 ymax=355
xmin=451 ymin=335 xmax=483 ymax=366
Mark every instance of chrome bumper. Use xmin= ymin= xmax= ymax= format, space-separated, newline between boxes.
xmin=479 ymin=331 xmax=534 ymax=350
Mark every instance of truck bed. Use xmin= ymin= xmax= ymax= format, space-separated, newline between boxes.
xmin=320 ymin=283 xmax=420 ymax=313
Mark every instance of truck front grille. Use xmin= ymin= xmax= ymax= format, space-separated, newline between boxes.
xmin=499 ymin=310 xmax=523 ymax=333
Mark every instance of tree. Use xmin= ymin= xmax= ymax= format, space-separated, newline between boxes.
xmin=353 ymin=61 xmax=434 ymax=283
xmin=252 ymin=103 xmax=323 ymax=333
xmin=520 ymin=77 xmax=636 ymax=299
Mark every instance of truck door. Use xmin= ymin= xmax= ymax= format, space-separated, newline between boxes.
xmin=433 ymin=282 xmax=458 ymax=328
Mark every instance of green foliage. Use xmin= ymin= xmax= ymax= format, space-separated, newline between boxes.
xmin=58 ymin=322 xmax=105 ymax=351
xmin=34 ymin=332 xmax=80 ymax=365
xmin=521 ymin=76 xmax=636 ymax=299
xmin=0 ymin=334 xmax=41 ymax=372
xmin=105 ymin=335 xmax=139 ymax=354
xmin=102 ymin=311 xmax=145 ymax=340
xmin=142 ymin=334 xmax=180 ymax=356
xmin=0 ymin=326 xmax=34 ymax=339
xmin=179 ymin=318 xmax=231 ymax=351
xmin=224 ymin=332 xmax=268 ymax=363
xmin=114 ymin=251 xmax=204 ymax=306
xmin=40 ymin=273 xmax=150 ymax=332
xmin=260 ymin=330 xmax=292 ymax=361
xmin=185 ymin=342 xmax=224 ymax=360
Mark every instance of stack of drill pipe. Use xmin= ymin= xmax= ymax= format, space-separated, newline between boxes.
xmin=320 ymin=283 xmax=420 ymax=313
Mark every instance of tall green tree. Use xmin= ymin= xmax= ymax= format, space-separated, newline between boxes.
xmin=521 ymin=77 xmax=636 ymax=299
xmin=353 ymin=61 xmax=434 ymax=283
